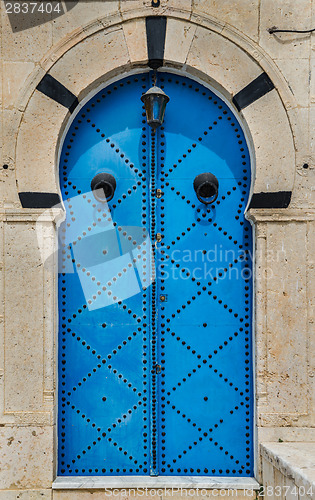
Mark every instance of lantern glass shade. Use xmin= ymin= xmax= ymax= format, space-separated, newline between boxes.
xmin=141 ymin=86 xmax=170 ymax=130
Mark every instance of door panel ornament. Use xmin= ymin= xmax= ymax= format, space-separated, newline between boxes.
xmin=193 ymin=172 xmax=219 ymax=204
xmin=91 ymin=173 xmax=116 ymax=202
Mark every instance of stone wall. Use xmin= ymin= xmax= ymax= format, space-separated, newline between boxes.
xmin=0 ymin=0 xmax=314 ymax=498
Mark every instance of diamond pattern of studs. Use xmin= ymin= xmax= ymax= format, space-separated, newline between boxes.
xmin=59 ymin=74 xmax=152 ymax=476
xmin=58 ymin=72 xmax=253 ymax=477
xmin=155 ymin=74 xmax=253 ymax=477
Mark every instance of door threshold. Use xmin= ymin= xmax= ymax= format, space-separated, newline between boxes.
xmin=53 ymin=476 xmax=260 ymax=490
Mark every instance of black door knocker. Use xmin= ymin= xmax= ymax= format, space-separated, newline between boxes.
xmin=91 ymin=173 xmax=116 ymax=202
xmin=193 ymin=172 xmax=219 ymax=204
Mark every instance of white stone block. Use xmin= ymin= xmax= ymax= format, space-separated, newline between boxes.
xmin=263 ymin=457 xmax=275 ymax=488
xmin=2 ymin=62 xmax=35 ymax=110
xmin=275 ymin=58 xmax=310 ymax=108
xmin=49 ymin=28 xmax=130 ymax=96
xmin=186 ymin=26 xmax=262 ymax=96
xmin=0 ymin=426 xmax=53 ymax=489
xmin=16 ymin=91 xmax=66 ymax=194
xmin=241 ymin=90 xmax=295 ymax=193
xmin=164 ymin=19 xmax=197 ymax=65
xmin=264 ymin=222 xmax=308 ymax=416
xmin=4 ymin=222 xmax=45 ymax=412
xmin=259 ymin=0 xmax=312 ymax=60
xmin=0 ymin=491 xmax=52 ymax=500
xmin=52 ymin=2 xmax=119 ymax=43
xmin=1 ymin=7 xmax=52 ymax=62
xmin=122 ymin=18 xmax=148 ymax=64
xmin=193 ymin=0 xmax=260 ymax=42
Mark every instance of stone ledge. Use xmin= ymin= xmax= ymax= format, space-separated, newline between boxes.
xmin=0 ymin=411 xmax=53 ymax=426
xmin=261 ymin=442 xmax=315 ymax=493
xmin=247 ymin=208 xmax=315 ymax=222
xmin=0 ymin=208 xmax=64 ymax=223
xmin=53 ymin=476 xmax=260 ymax=490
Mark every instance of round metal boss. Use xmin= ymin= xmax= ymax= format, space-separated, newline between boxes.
xmin=193 ymin=172 xmax=219 ymax=204
xmin=91 ymin=173 xmax=116 ymax=202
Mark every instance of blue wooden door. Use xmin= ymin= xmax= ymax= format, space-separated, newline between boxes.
xmin=58 ymin=72 xmax=253 ymax=477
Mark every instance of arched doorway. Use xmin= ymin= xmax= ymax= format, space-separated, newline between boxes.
xmin=58 ymin=71 xmax=253 ymax=477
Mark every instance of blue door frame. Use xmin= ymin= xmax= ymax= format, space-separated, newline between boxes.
xmin=58 ymin=71 xmax=254 ymax=477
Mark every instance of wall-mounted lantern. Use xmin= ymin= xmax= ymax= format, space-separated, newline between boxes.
xmin=141 ymin=86 xmax=170 ymax=131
